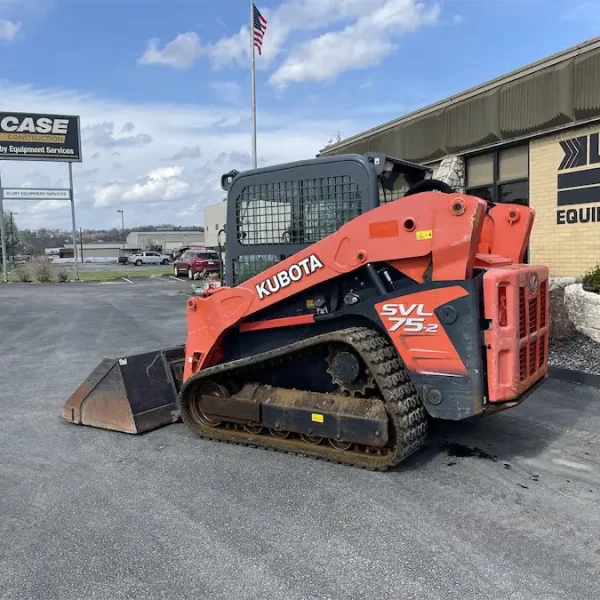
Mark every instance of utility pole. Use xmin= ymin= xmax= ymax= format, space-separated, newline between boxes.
xmin=0 ymin=163 xmax=7 ymax=282
xmin=68 ymin=162 xmax=79 ymax=281
xmin=9 ymin=212 xmax=14 ymax=263
xmin=80 ymin=227 xmax=84 ymax=262
xmin=117 ymin=210 xmax=125 ymax=249
xmin=9 ymin=211 xmax=17 ymax=263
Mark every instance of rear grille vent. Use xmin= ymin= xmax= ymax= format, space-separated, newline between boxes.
xmin=519 ymin=287 xmax=526 ymax=339
xmin=519 ymin=346 xmax=528 ymax=381
xmin=517 ymin=279 xmax=548 ymax=383
xmin=538 ymin=334 xmax=546 ymax=369
xmin=529 ymin=341 xmax=537 ymax=376
xmin=540 ymin=280 xmax=547 ymax=328
xmin=529 ymin=297 xmax=538 ymax=334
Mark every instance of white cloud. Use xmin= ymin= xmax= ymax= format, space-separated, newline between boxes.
xmin=82 ymin=122 xmax=153 ymax=149
xmin=0 ymin=80 xmax=371 ymax=230
xmin=170 ymin=146 xmax=203 ymax=160
xmin=214 ymin=151 xmax=252 ymax=167
xmin=208 ymin=0 xmax=370 ymax=69
xmin=93 ymin=166 xmax=190 ymax=207
xmin=138 ymin=32 xmax=204 ymax=69
xmin=209 ymin=27 xmax=249 ymax=68
xmin=209 ymin=80 xmax=244 ymax=105
xmin=0 ymin=19 xmax=20 ymax=41
xmin=270 ymin=0 xmax=440 ymax=87
xmin=452 ymin=14 xmax=465 ymax=25
xmin=137 ymin=0 xmax=440 ymax=84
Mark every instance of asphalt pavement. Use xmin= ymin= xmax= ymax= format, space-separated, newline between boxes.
xmin=0 ymin=280 xmax=599 ymax=600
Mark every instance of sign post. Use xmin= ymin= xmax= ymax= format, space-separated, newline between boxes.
xmin=0 ymin=165 xmax=7 ymax=282
xmin=68 ymin=162 xmax=78 ymax=280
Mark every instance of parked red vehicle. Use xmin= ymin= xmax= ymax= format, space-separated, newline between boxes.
xmin=173 ymin=247 xmax=221 ymax=279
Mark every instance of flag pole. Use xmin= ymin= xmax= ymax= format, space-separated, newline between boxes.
xmin=250 ymin=0 xmax=257 ymax=169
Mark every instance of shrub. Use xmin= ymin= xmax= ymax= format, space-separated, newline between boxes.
xmin=57 ymin=270 xmax=69 ymax=282
xmin=582 ymin=264 xmax=600 ymax=294
xmin=30 ymin=257 xmax=54 ymax=283
xmin=16 ymin=265 xmax=32 ymax=283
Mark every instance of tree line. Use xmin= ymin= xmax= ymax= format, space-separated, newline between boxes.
xmin=1 ymin=211 xmax=204 ymax=258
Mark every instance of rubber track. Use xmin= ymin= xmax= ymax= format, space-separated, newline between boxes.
xmin=179 ymin=327 xmax=428 ymax=471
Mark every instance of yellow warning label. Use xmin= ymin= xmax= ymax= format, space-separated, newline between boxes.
xmin=306 ymin=299 xmax=315 ymax=308
xmin=311 ymin=413 xmax=324 ymax=423
xmin=416 ymin=229 xmax=433 ymax=240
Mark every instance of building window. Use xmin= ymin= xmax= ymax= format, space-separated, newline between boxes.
xmin=215 ymin=223 xmax=219 ymax=230
xmin=466 ymin=144 xmax=529 ymax=206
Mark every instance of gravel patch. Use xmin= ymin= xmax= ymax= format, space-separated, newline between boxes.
xmin=549 ymin=331 xmax=600 ymax=374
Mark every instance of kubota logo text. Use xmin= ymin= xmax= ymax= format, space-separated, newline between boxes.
xmin=256 ymin=254 xmax=324 ymax=300
xmin=379 ymin=303 xmax=439 ymax=333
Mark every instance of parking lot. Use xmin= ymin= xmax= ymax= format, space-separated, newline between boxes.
xmin=1 ymin=280 xmax=599 ymax=600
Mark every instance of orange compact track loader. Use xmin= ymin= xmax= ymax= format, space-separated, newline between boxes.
xmin=61 ymin=153 xmax=549 ymax=470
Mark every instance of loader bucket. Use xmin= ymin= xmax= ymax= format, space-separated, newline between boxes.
xmin=60 ymin=345 xmax=186 ymax=434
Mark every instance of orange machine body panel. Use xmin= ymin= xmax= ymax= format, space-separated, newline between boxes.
xmin=375 ymin=287 xmax=469 ymax=377
xmin=184 ymin=192 xmax=487 ymax=379
xmin=183 ymin=190 xmax=549 ymax=412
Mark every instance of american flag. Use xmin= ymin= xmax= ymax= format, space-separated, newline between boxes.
xmin=253 ymin=3 xmax=268 ymax=56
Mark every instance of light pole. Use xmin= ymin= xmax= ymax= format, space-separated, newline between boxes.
xmin=117 ymin=210 xmax=125 ymax=249
xmin=9 ymin=211 xmax=17 ymax=263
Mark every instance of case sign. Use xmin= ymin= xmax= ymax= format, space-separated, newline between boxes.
xmin=0 ymin=112 xmax=81 ymax=162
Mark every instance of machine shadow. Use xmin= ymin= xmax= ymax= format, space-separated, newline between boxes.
xmin=397 ymin=378 xmax=598 ymax=471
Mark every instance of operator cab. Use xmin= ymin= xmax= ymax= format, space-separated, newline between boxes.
xmin=220 ymin=153 xmax=448 ymax=286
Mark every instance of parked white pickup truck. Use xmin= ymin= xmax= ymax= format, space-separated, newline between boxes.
xmin=128 ymin=251 xmax=171 ymax=266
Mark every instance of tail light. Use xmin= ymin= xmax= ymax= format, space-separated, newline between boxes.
xmin=498 ymin=286 xmax=507 ymax=327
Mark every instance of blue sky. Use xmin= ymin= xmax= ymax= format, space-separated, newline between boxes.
xmin=0 ymin=0 xmax=596 ymax=229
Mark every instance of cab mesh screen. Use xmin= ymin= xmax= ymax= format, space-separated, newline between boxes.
xmin=235 ymin=175 xmax=362 ymax=246
xmin=232 ymin=255 xmax=281 ymax=285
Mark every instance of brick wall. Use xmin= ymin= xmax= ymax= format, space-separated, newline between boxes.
xmin=529 ymin=123 xmax=600 ymax=276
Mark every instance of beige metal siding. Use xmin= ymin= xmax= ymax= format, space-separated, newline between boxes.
xmin=445 ymin=91 xmax=500 ymax=153
xmin=500 ymin=62 xmax=573 ymax=136
xmin=397 ymin=110 xmax=445 ymax=162
xmin=574 ymin=48 xmax=600 ymax=119
xmin=367 ymin=126 xmax=401 ymax=156
xmin=321 ymin=38 xmax=600 ymax=161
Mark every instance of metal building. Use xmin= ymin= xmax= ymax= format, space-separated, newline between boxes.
xmin=204 ymin=202 xmax=227 ymax=249
xmin=126 ymin=231 xmax=205 ymax=252
xmin=319 ymin=36 xmax=600 ymax=277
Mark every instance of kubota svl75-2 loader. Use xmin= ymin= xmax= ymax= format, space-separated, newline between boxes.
xmin=61 ymin=153 xmax=549 ymax=470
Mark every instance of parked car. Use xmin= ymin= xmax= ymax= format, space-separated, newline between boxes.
xmin=128 ymin=251 xmax=171 ymax=266
xmin=174 ymin=248 xmax=221 ymax=279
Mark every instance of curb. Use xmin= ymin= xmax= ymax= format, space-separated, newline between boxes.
xmin=548 ymin=366 xmax=600 ymax=389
